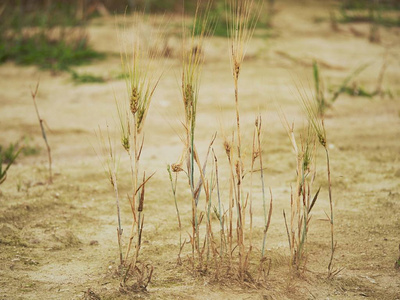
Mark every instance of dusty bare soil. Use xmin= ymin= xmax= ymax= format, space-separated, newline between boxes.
xmin=1 ymin=1 xmax=400 ymax=299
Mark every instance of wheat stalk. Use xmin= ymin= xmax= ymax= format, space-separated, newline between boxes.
xmin=300 ymin=92 xmax=339 ymax=277
xmin=226 ymin=0 xmax=261 ymax=280
xmin=173 ymin=0 xmax=215 ymax=268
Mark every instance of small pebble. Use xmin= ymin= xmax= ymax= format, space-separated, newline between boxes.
xmin=90 ymin=240 xmax=99 ymax=246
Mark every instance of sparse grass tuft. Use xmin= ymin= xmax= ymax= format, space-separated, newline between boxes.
xmin=312 ymin=60 xmax=369 ymax=116
xmin=0 ymin=31 xmax=104 ymax=72
xmin=0 ymin=143 xmax=21 ymax=165
xmin=280 ymin=114 xmax=319 ymax=272
xmin=313 ymin=58 xmax=391 ymax=116
xmin=0 ymin=143 xmax=21 ymax=186
xmin=70 ymin=70 xmax=105 ymax=84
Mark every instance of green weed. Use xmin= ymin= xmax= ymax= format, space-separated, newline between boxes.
xmin=0 ymin=139 xmax=40 ymax=163
xmin=70 ymin=70 xmax=105 ymax=84
xmin=341 ymin=0 xmax=399 ymax=11
xmin=0 ymin=143 xmax=21 ymax=185
xmin=0 ymin=143 xmax=20 ymax=165
xmin=312 ymin=61 xmax=369 ymax=116
xmin=0 ymin=34 xmax=104 ymax=72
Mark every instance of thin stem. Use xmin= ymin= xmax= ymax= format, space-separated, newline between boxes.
xmin=249 ymin=127 xmax=256 ymax=251
xmin=213 ymin=150 xmax=224 ymax=258
xmin=96 ymin=127 xmax=123 ymax=266
xmin=168 ymin=166 xmax=182 ymax=261
xmin=234 ymin=77 xmax=242 ymax=159
xmin=125 ymin=116 xmax=139 ymax=262
xmin=190 ymin=130 xmax=200 ymax=262
xmin=325 ymin=147 xmax=335 ymax=277
xmin=112 ymin=173 xmax=123 ymax=265
xmin=234 ymin=75 xmax=245 ymax=279
xmin=226 ymin=147 xmax=235 ymax=265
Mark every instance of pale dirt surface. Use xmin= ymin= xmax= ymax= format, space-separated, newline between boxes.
xmin=1 ymin=1 xmax=400 ymax=299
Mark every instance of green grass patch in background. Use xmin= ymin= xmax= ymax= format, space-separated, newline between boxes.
xmin=0 ymin=34 xmax=104 ymax=72
xmin=0 ymin=2 xmax=105 ymax=72
xmin=70 ymin=70 xmax=106 ymax=84
xmin=338 ymin=0 xmax=400 ymax=27
xmin=191 ymin=2 xmax=272 ymax=37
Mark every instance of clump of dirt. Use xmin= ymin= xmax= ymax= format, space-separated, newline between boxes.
xmin=49 ymin=229 xmax=82 ymax=250
xmin=0 ymin=224 xmax=27 ymax=247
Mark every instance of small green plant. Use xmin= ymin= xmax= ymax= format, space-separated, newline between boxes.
xmin=0 ymin=138 xmax=40 ymax=165
xmin=281 ymin=116 xmax=320 ymax=272
xmin=340 ymin=59 xmax=391 ymax=99
xmin=313 ymin=60 xmax=369 ymax=116
xmin=70 ymin=70 xmax=105 ymax=84
xmin=21 ymin=141 xmax=41 ymax=157
xmin=0 ymin=143 xmax=19 ymax=165
xmin=314 ymin=58 xmax=391 ymax=113
xmin=0 ymin=143 xmax=21 ymax=186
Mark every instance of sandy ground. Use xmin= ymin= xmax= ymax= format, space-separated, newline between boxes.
xmin=1 ymin=1 xmax=400 ymax=299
